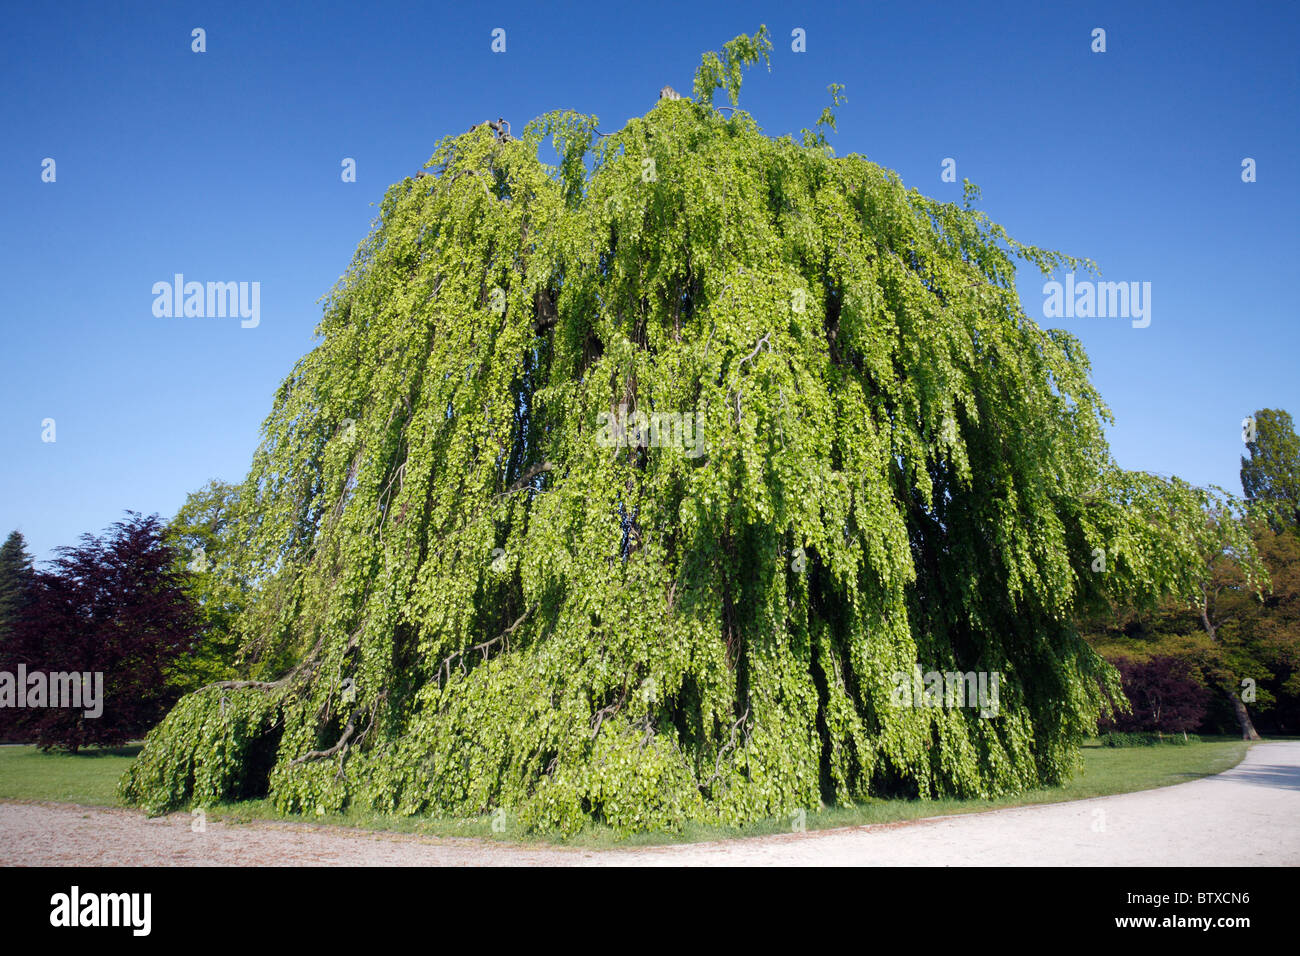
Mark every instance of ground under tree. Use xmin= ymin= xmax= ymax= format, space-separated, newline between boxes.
xmin=121 ymin=28 xmax=1251 ymax=832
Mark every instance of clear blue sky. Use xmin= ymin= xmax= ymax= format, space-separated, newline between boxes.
xmin=2 ymin=0 xmax=1297 ymax=561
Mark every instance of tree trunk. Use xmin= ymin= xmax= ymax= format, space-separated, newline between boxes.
xmin=1200 ymin=591 xmax=1262 ymax=741
xmin=1224 ymin=687 xmax=1262 ymax=741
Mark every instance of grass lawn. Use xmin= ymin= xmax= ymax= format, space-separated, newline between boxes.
xmin=0 ymin=736 xmax=1253 ymax=847
xmin=0 ymin=744 xmax=140 ymax=805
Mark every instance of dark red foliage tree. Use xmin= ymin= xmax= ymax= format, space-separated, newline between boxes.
xmin=1101 ymin=655 xmax=1211 ymax=737
xmin=1 ymin=513 xmax=199 ymax=751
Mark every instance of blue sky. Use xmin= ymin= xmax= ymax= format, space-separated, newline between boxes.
xmin=2 ymin=0 xmax=1297 ymax=561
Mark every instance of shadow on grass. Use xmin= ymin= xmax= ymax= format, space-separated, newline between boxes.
xmin=29 ymin=745 xmax=143 ymax=759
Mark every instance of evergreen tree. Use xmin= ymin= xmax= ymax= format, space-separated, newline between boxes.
xmin=0 ymin=530 xmax=36 ymax=741
xmin=0 ymin=530 xmax=34 ymax=639
xmin=1242 ymin=408 xmax=1300 ymax=534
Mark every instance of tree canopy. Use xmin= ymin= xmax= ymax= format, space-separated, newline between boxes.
xmin=121 ymin=28 xmax=1247 ymax=832
xmin=1099 ymin=656 xmax=1210 ymax=737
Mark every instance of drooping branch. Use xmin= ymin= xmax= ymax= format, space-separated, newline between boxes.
xmin=198 ymin=679 xmax=284 ymax=693
xmin=732 ymin=332 xmax=771 ymax=423
xmin=737 ymin=331 xmax=772 ymax=369
xmin=438 ymin=603 xmax=537 ymax=685
xmin=700 ymin=706 xmax=750 ymax=793
xmin=590 ymin=701 xmax=621 ymax=739
xmin=287 ymin=716 xmax=356 ymax=768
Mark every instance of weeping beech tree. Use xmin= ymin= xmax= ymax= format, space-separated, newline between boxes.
xmin=122 ymin=28 xmax=1256 ymax=832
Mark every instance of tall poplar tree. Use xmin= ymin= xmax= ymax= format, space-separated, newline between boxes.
xmin=1242 ymin=408 xmax=1300 ymax=534
xmin=0 ymin=530 xmax=34 ymax=639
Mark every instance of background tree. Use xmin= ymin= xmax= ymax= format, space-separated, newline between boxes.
xmin=1083 ymin=530 xmax=1290 ymax=740
xmin=122 ymin=28 xmax=1254 ymax=831
xmin=164 ymin=480 xmax=249 ymax=692
xmin=1242 ymin=408 xmax=1300 ymax=534
xmin=3 ymin=513 xmax=198 ymax=751
xmin=0 ymin=530 xmax=34 ymax=639
xmin=1100 ymin=656 xmax=1210 ymax=736
xmin=1191 ymin=503 xmax=1267 ymax=739
xmin=1082 ymin=427 xmax=1300 ymax=738
xmin=0 ymin=530 xmax=35 ymax=741
xmin=1209 ymin=523 xmax=1300 ymax=732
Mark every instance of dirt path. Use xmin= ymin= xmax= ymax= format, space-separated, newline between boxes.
xmin=2 ymin=741 xmax=1297 ymax=866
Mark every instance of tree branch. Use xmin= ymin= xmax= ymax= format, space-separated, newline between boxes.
xmin=501 ymin=461 xmax=554 ymax=495
xmin=288 ymin=717 xmax=355 ymax=768
xmin=700 ymin=706 xmax=750 ymax=793
xmin=439 ymin=603 xmax=537 ymax=684
xmin=196 ymin=679 xmax=284 ymax=694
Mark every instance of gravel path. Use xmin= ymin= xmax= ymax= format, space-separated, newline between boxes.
xmin=2 ymin=741 xmax=1297 ymax=866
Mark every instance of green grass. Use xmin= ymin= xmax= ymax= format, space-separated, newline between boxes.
xmin=0 ymin=744 xmax=140 ymax=805
xmin=0 ymin=736 xmax=1253 ymax=848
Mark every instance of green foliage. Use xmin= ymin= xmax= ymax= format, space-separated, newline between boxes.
xmin=120 ymin=689 xmax=280 ymax=815
xmin=122 ymin=30 xmax=1240 ymax=832
xmin=9 ymin=739 xmax=1248 ymax=842
xmin=1086 ymin=517 xmax=1298 ymax=734
xmin=163 ymin=480 xmax=250 ymax=692
xmin=1246 ymin=525 xmax=1300 ymax=721
xmin=692 ymin=26 xmax=772 ymax=107
xmin=1242 ymin=408 xmax=1300 ymax=534
xmin=0 ymin=530 xmax=35 ymax=742
xmin=1076 ymin=478 xmax=1264 ymax=619
xmin=802 ymin=83 xmax=846 ymax=150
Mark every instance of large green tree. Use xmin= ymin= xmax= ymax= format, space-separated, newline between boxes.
xmin=122 ymin=29 xmax=1247 ymax=831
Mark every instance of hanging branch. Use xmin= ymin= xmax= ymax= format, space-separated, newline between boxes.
xmin=287 ymin=716 xmax=356 ymax=768
xmin=199 ymin=679 xmax=283 ymax=692
xmin=732 ymin=332 xmax=772 ymax=423
xmin=700 ymin=706 xmax=750 ymax=793
xmin=438 ymin=603 xmax=537 ymax=685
